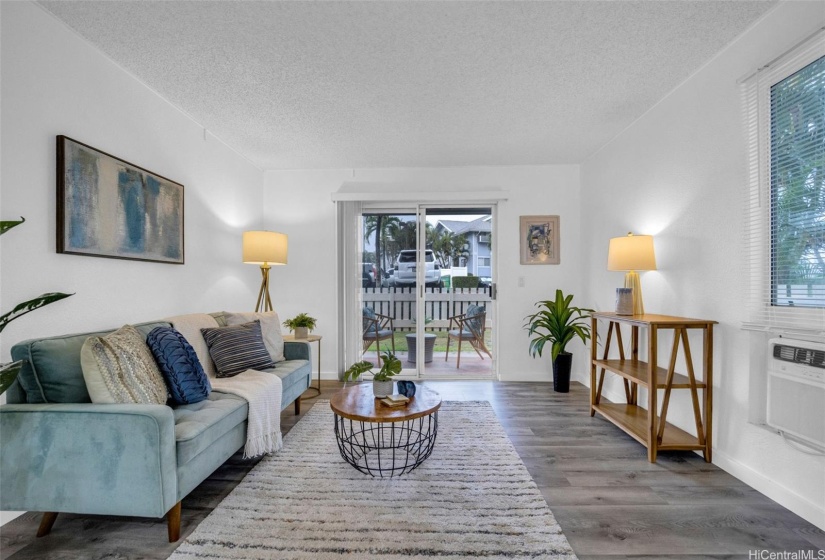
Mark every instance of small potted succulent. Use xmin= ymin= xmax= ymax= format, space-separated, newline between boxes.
xmin=344 ymin=350 xmax=402 ymax=398
xmin=283 ymin=312 xmax=317 ymax=339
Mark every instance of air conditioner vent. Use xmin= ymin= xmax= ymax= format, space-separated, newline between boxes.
xmin=773 ymin=344 xmax=825 ymax=369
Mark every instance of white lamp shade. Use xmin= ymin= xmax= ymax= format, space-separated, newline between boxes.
xmin=607 ymin=234 xmax=656 ymax=271
xmin=243 ymin=231 xmax=288 ymax=265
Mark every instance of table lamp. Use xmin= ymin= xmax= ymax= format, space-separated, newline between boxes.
xmin=243 ymin=231 xmax=288 ymax=312
xmin=607 ymin=232 xmax=656 ymax=315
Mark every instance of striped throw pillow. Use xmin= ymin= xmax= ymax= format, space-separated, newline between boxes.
xmin=200 ymin=320 xmax=276 ymax=378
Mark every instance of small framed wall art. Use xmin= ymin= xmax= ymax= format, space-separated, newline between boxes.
xmin=520 ymin=215 xmax=560 ymax=265
xmin=57 ymin=136 xmax=185 ymax=264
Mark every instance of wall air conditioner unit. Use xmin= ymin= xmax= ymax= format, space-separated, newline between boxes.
xmin=766 ymin=338 xmax=825 ymax=449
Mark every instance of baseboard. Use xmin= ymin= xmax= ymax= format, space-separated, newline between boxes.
xmin=712 ymin=449 xmax=825 ymax=530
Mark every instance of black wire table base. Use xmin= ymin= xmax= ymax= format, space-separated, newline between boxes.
xmin=333 ymin=412 xmax=439 ymax=477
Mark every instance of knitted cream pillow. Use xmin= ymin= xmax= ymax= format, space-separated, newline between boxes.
xmin=80 ymin=324 xmax=167 ymax=404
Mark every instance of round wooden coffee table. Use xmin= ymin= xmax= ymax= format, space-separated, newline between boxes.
xmin=330 ymin=384 xmax=442 ymax=477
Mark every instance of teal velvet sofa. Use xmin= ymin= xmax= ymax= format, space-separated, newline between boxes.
xmin=0 ymin=316 xmax=311 ymax=542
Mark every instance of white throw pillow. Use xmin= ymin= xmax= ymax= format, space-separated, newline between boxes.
xmin=166 ymin=313 xmax=221 ymax=378
xmin=224 ymin=311 xmax=285 ymax=363
xmin=80 ymin=324 xmax=167 ymax=404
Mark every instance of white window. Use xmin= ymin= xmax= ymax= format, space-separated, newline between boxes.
xmin=744 ymin=32 xmax=825 ymax=333
xmin=478 ymin=256 xmax=491 ymax=267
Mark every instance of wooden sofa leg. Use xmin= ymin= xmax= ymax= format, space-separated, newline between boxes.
xmin=167 ymin=501 xmax=182 ymax=543
xmin=294 ymin=398 xmax=301 ymax=415
xmin=36 ymin=512 xmax=58 ymax=538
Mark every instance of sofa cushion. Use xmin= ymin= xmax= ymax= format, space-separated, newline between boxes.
xmin=201 ymin=321 xmax=276 ymax=378
xmin=210 ymin=311 xmax=229 ymax=327
xmin=173 ymin=391 xmax=248 ymax=465
xmin=80 ymin=325 xmax=168 ymax=404
xmin=11 ymin=321 xmax=170 ymax=404
xmin=465 ymin=304 xmax=486 ymax=338
xmin=166 ymin=314 xmax=220 ymax=378
xmin=262 ymin=359 xmax=310 ymax=392
xmin=224 ymin=311 xmax=285 ymax=363
xmin=147 ymin=327 xmax=212 ymax=405
xmin=363 ymin=306 xmax=377 ymax=334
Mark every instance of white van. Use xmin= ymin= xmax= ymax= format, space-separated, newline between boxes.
xmin=394 ymin=250 xmax=442 ymax=287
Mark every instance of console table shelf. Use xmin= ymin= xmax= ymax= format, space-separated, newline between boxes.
xmin=590 ymin=312 xmax=716 ymax=463
xmin=592 ymin=402 xmax=705 ymax=451
xmin=592 ymin=359 xmax=707 ymax=389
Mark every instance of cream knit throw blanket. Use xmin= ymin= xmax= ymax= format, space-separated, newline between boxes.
xmin=211 ymin=369 xmax=283 ymax=458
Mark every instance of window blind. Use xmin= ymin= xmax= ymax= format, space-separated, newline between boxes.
xmin=743 ymin=31 xmax=825 ymax=333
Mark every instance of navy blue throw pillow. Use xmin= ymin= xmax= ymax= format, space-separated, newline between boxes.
xmin=147 ymin=327 xmax=212 ymax=405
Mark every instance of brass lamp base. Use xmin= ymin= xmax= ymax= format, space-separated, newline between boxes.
xmin=624 ymin=270 xmax=644 ymax=315
xmin=255 ymin=264 xmax=273 ymax=313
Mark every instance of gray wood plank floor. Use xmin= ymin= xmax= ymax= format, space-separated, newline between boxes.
xmin=1 ymin=381 xmax=822 ymax=559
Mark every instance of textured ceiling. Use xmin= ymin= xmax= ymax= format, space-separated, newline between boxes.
xmin=39 ymin=1 xmax=776 ymax=170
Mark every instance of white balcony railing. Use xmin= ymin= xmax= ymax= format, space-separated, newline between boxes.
xmin=362 ymin=287 xmax=491 ymax=331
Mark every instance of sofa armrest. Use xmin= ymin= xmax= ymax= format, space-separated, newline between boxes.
xmin=284 ymin=340 xmax=311 ymax=361
xmin=0 ymin=403 xmax=177 ymax=518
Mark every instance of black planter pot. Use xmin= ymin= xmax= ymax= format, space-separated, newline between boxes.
xmin=552 ymin=352 xmax=573 ymax=393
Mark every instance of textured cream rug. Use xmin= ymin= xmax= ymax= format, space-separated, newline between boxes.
xmin=169 ymin=401 xmax=577 ymax=559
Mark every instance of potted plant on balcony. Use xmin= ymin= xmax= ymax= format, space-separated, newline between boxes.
xmin=524 ymin=289 xmax=593 ymax=393
xmin=283 ymin=312 xmax=317 ymax=339
xmin=344 ymin=350 xmax=402 ymax=398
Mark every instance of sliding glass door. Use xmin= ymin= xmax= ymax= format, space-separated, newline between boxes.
xmin=356 ymin=204 xmax=496 ymax=379
xmin=419 ymin=207 xmax=495 ymax=378
xmin=361 ymin=209 xmax=418 ymax=375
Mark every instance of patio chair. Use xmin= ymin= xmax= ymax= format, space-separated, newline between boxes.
xmin=445 ymin=304 xmax=492 ymax=368
xmin=362 ymin=306 xmax=395 ymax=355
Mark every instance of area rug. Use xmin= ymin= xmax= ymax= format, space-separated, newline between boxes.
xmin=169 ymin=401 xmax=577 ymax=559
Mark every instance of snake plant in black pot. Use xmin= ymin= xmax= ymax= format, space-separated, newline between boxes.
xmin=524 ymin=289 xmax=593 ymax=393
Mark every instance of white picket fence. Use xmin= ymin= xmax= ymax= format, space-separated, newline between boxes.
xmin=362 ymin=287 xmax=491 ymax=331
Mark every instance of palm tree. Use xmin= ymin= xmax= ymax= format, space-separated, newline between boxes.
xmin=431 ymin=229 xmax=468 ymax=268
xmin=364 ymin=215 xmax=401 ymax=281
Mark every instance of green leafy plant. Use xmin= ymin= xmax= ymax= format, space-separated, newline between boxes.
xmin=452 ymin=276 xmax=480 ymax=289
xmin=282 ymin=312 xmax=317 ymax=332
xmin=524 ymin=289 xmax=593 ymax=362
xmin=0 ymin=217 xmax=73 ymax=395
xmin=344 ymin=350 xmax=402 ymax=382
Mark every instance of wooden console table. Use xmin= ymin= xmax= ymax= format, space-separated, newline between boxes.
xmin=589 ymin=312 xmax=716 ymax=463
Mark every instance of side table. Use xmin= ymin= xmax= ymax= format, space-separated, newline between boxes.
xmin=405 ymin=333 xmax=437 ymax=363
xmin=284 ymin=334 xmax=322 ymax=399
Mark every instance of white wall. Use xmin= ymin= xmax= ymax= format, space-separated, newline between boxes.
xmin=580 ymin=1 xmax=825 ymax=529
xmin=1 ymin=4 xmax=264 ymax=372
xmin=264 ymin=165 xmax=583 ymax=381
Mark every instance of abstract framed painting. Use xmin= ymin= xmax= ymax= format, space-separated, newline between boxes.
xmin=520 ymin=215 xmax=560 ymax=265
xmin=57 ymin=136 xmax=184 ymax=264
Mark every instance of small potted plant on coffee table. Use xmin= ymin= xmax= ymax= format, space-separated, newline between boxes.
xmin=344 ymin=350 xmax=402 ymax=398
xmin=283 ymin=312 xmax=317 ymax=339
